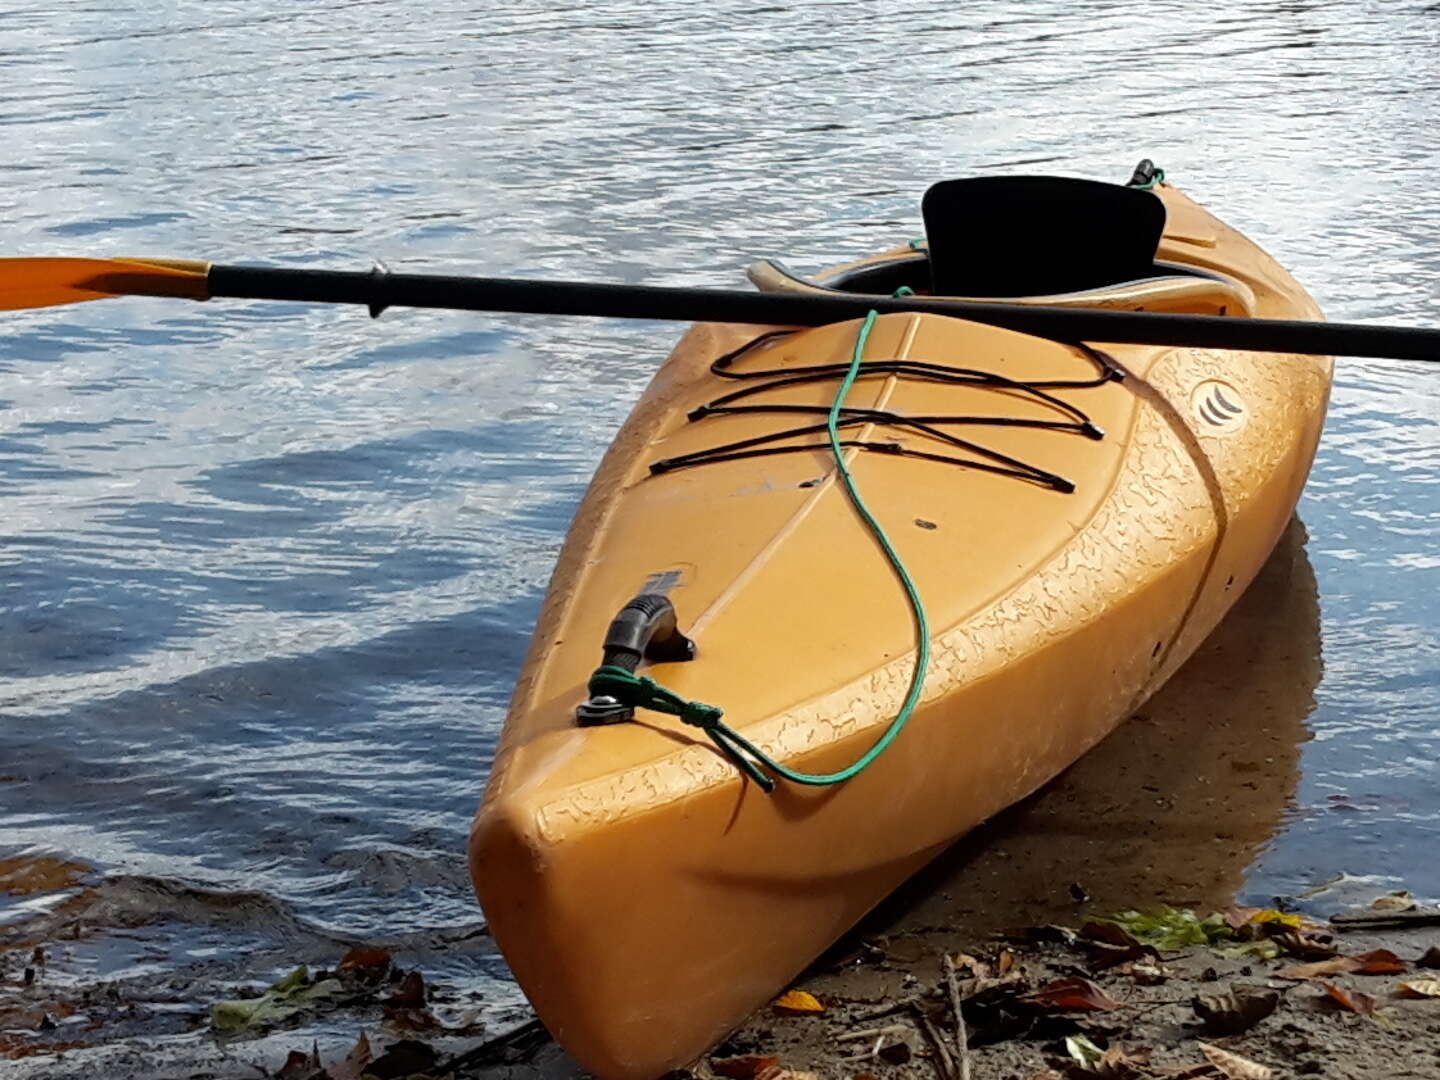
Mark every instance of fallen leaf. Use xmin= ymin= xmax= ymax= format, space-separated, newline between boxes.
xmin=337 ymin=947 xmax=392 ymax=984
xmin=997 ymin=949 xmax=1018 ymax=975
xmin=1126 ymin=961 xmax=1168 ymax=986
xmin=1087 ymin=941 xmax=1159 ymax=972
xmin=1276 ymin=956 xmax=1358 ymax=980
xmin=1420 ymin=946 xmax=1440 ymax=969
xmin=1371 ymin=891 xmax=1416 ymax=912
xmin=1081 ymin=921 xmax=1143 ymax=949
xmin=275 ymin=1047 xmax=319 ymax=1080
xmin=383 ymin=970 xmax=427 ymax=1008
xmin=1271 ymin=930 xmax=1338 ymax=960
xmin=771 ymin=989 xmax=825 ymax=1015
xmin=1223 ymin=905 xmax=1264 ymax=929
xmin=363 ymin=1038 xmax=440 ymax=1080
xmin=1352 ymin=948 xmax=1407 ymax=975
xmin=952 ymin=952 xmax=994 ymax=980
xmin=1027 ymin=977 xmax=1121 ymax=1012
xmin=1065 ymin=1033 xmax=1106 ymax=1070
xmin=1218 ymin=939 xmax=1282 ymax=961
xmin=210 ymin=967 xmax=343 ymax=1035
xmin=712 ymin=1054 xmax=779 ymax=1078
xmin=1198 ymin=1042 xmax=1273 ymax=1079
xmin=1319 ymin=982 xmax=1379 ymax=1015
xmin=329 ymin=1031 xmax=374 ymax=1080
xmin=1191 ymin=988 xmax=1278 ymax=1035
xmin=1100 ymin=908 xmax=1233 ymax=950
xmin=1397 ymin=979 xmax=1440 ymax=999
xmin=877 ymin=1041 xmax=911 ymax=1064
xmin=1012 ymin=924 xmax=1079 ymax=946
xmin=1243 ymin=908 xmax=1303 ymax=931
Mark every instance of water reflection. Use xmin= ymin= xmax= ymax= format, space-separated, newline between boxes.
xmin=874 ymin=517 xmax=1320 ymax=939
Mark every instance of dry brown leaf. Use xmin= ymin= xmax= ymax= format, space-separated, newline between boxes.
xmin=1087 ymin=941 xmax=1159 ymax=972
xmin=997 ymin=949 xmax=1017 ymax=975
xmin=1223 ymin=905 xmax=1264 ymax=929
xmin=1198 ymin=1042 xmax=1273 ymax=1079
xmin=1397 ymin=978 xmax=1440 ymax=999
xmin=329 ymin=1032 xmax=374 ymax=1080
xmin=1081 ymin=921 xmax=1143 ymax=949
xmin=1126 ymin=961 xmax=1168 ymax=986
xmin=952 ymin=952 xmax=993 ymax=979
xmin=1027 ymin=976 xmax=1122 ymax=1012
xmin=1162 ymin=1066 xmax=1221 ymax=1080
xmin=771 ymin=989 xmax=826 ymax=1015
xmin=383 ymin=970 xmax=427 ymax=1008
xmin=1276 ymin=956 xmax=1358 ymax=980
xmin=712 ymin=1054 xmax=780 ymax=1078
xmin=1272 ymin=930 xmax=1339 ymax=960
xmin=877 ymin=1041 xmax=911 ymax=1064
xmin=275 ymin=1048 xmax=319 ymax=1080
xmin=1419 ymin=946 xmax=1440 ymax=969
xmin=1371 ymin=892 xmax=1416 ymax=911
xmin=1192 ymin=988 xmax=1279 ymax=1035
xmin=1351 ymin=948 xmax=1407 ymax=975
xmin=1320 ymin=982 xmax=1379 ymax=1015
xmin=337 ymin=946 xmax=392 ymax=979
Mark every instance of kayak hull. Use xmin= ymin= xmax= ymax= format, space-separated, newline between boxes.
xmin=470 ymin=183 xmax=1332 ymax=1079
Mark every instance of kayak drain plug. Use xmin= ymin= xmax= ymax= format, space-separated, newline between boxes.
xmin=576 ymin=592 xmax=696 ymax=726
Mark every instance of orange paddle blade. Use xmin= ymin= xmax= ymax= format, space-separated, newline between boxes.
xmin=0 ymin=257 xmax=211 ymax=311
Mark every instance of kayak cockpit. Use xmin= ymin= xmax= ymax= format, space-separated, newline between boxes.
xmin=749 ymin=165 xmax=1257 ymax=316
xmin=748 ymin=255 xmax=1256 ymax=317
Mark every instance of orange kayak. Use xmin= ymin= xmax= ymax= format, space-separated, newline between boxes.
xmin=469 ymin=169 xmax=1332 ymax=1079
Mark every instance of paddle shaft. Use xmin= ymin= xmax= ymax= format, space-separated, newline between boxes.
xmin=205 ymin=265 xmax=1440 ymax=362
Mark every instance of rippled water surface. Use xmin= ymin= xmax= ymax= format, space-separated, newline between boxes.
xmin=2 ymin=0 xmax=1438 ymax=1065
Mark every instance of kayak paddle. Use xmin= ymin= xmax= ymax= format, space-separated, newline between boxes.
xmin=2 ymin=256 xmax=1436 ymax=362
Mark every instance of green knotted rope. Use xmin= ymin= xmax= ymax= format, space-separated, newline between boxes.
xmin=587 ymin=307 xmax=932 ymax=791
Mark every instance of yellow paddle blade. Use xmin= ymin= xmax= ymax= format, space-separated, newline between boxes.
xmin=0 ymin=257 xmax=211 ymax=311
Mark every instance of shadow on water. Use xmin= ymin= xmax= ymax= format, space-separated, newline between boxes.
xmin=860 ymin=514 xmax=1321 ymax=942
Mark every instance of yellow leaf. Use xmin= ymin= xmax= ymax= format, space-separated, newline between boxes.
xmin=1398 ymin=979 xmax=1440 ymax=999
xmin=771 ymin=989 xmax=826 ymax=1015
xmin=1245 ymin=908 xmax=1302 ymax=929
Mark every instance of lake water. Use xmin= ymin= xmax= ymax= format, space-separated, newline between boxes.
xmin=2 ymin=0 xmax=1438 ymax=1069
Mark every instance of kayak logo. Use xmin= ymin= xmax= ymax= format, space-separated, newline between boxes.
xmin=1191 ymin=380 xmax=1246 ymax=434
xmin=641 ymin=568 xmax=686 ymax=596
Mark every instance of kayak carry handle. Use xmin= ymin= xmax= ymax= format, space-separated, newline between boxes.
xmin=576 ymin=593 xmax=696 ymax=726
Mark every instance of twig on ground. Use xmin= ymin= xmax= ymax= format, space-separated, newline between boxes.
xmin=912 ymin=1003 xmax=956 ymax=1080
xmin=835 ymin=1023 xmax=910 ymax=1043
xmin=943 ymin=954 xmax=972 ymax=1080
xmin=851 ymin=996 xmax=922 ymax=1023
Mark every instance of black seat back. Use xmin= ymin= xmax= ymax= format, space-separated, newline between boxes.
xmin=921 ymin=176 xmax=1166 ymax=297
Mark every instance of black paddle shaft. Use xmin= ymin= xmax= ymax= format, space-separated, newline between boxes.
xmin=206 ymin=265 xmax=1440 ymax=363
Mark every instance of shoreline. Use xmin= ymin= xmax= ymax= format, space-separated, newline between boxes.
xmin=4 ymin=898 xmax=1439 ymax=1079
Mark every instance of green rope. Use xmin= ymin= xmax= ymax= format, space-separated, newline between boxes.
xmin=588 ymin=308 xmax=932 ymax=791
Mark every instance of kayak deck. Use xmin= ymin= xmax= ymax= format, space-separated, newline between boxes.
xmin=470 ymin=179 xmax=1332 ymax=1079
